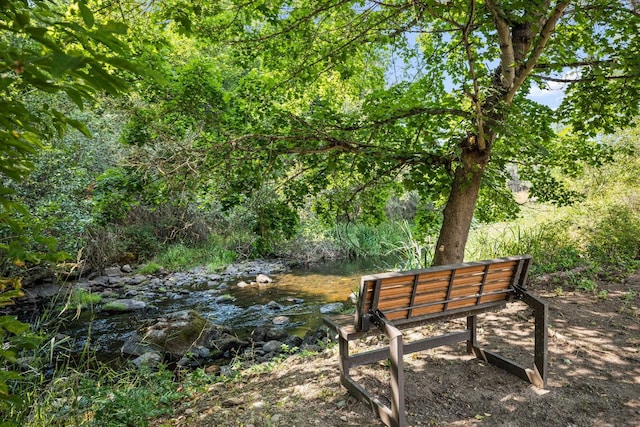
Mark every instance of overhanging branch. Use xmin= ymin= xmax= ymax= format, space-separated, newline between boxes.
xmin=336 ymin=107 xmax=470 ymax=131
xmin=531 ymin=73 xmax=638 ymax=83
xmin=507 ymin=1 xmax=571 ymax=103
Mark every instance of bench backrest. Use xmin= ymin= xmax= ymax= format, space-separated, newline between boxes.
xmin=355 ymin=255 xmax=532 ymax=331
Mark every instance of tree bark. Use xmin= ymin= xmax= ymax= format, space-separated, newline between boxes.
xmin=432 ymin=145 xmax=488 ymax=265
xmin=430 ymin=3 xmax=568 ymax=266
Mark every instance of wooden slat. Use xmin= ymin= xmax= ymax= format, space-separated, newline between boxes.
xmin=378 ymin=297 xmax=412 ymax=310
xmin=379 ymin=275 xmax=417 ymax=287
xmin=450 ymin=285 xmax=482 ymax=298
xmin=413 ymin=291 xmax=449 ymax=304
xmin=483 ymin=281 xmax=513 ymax=292
xmin=410 ymin=303 xmax=446 ymax=317
xmin=354 ymin=255 xmax=530 ymax=329
xmin=479 ymin=293 xmax=510 ymax=303
xmin=378 ymin=283 xmax=417 ymax=299
xmin=447 ymin=298 xmax=479 ymax=310
xmin=387 ymin=310 xmax=410 ymax=321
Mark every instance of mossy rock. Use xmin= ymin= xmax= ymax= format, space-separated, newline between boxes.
xmin=102 ymin=299 xmax=147 ymax=313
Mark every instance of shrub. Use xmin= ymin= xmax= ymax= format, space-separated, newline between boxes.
xmin=583 ymin=204 xmax=640 ymax=266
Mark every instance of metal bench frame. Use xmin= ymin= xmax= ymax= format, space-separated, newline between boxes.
xmin=323 ymin=255 xmax=548 ymax=427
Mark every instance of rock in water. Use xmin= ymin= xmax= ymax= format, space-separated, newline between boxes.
xmin=320 ymin=302 xmax=344 ymax=314
xmin=256 ymin=274 xmax=273 ymax=284
xmin=272 ymin=316 xmax=290 ymax=326
xmin=122 ymin=310 xmax=248 ymax=359
xmin=102 ymin=299 xmax=147 ymax=313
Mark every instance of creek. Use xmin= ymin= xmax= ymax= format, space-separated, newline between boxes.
xmin=58 ymin=258 xmax=393 ymax=362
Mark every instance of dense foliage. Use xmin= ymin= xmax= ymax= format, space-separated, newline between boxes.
xmin=124 ymin=0 xmax=640 ymax=264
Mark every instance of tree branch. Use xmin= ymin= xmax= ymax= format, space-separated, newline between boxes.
xmin=225 ymin=132 xmax=451 ymax=170
xmin=462 ymin=0 xmax=486 ymax=151
xmin=531 ymin=73 xmax=638 ymax=83
xmin=485 ymin=0 xmax=515 ymax=91
xmin=507 ymin=1 xmax=571 ymax=103
xmin=535 ymin=59 xmax=617 ymax=69
xmin=335 ymin=106 xmax=471 ymax=131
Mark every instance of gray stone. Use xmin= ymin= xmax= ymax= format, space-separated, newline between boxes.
xmin=263 ymin=340 xmax=284 ymax=353
xmin=102 ymin=299 xmax=147 ymax=313
xmin=107 ymin=276 xmax=126 ymax=286
xmin=104 ymin=266 xmax=123 ymax=277
xmin=215 ymin=335 xmax=249 ymax=354
xmin=132 ymin=352 xmax=162 ymax=368
xmin=272 ymin=316 xmax=290 ymax=326
xmin=237 ymin=281 xmax=250 ymax=288
xmin=124 ymin=310 xmax=246 ymax=359
xmin=121 ymin=336 xmax=154 ymax=356
xmin=23 ymin=283 xmax=64 ymax=300
xmin=121 ymin=264 xmax=133 ymax=273
xmin=89 ymin=276 xmax=109 ymax=287
xmin=320 ymin=302 xmax=344 ymax=314
xmin=266 ymin=328 xmax=288 ymax=341
xmin=215 ymin=294 xmax=235 ymax=304
xmin=130 ymin=275 xmax=148 ymax=285
xmin=284 ymin=335 xmax=303 ymax=348
xmin=348 ymin=292 xmax=358 ymax=304
xmin=266 ymin=300 xmax=281 ymax=310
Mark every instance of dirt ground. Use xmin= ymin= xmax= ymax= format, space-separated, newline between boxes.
xmin=152 ymin=267 xmax=640 ymax=427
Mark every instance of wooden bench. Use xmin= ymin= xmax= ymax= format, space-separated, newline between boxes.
xmin=322 ymin=255 xmax=548 ymax=427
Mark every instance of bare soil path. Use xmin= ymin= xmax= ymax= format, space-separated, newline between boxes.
xmin=152 ymin=268 xmax=640 ymax=427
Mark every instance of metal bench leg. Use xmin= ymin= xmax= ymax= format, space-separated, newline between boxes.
xmin=371 ymin=311 xmax=407 ymax=427
xmin=466 ymin=315 xmax=477 ymax=354
xmin=389 ymin=329 xmax=406 ymax=427
xmin=524 ymin=292 xmax=548 ymax=388
xmin=338 ymin=334 xmax=350 ymax=380
xmin=469 ymin=293 xmax=548 ymax=388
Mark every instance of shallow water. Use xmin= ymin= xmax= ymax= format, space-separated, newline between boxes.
xmin=61 ymin=258 xmax=393 ymax=358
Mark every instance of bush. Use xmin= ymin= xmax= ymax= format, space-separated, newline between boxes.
xmin=584 ymin=204 xmax=640 ymax=266
xmin=0 ymin=278 xmax=42 ymax=424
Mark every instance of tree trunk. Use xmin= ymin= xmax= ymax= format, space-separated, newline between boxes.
xmin=432 ymin=147 xmax=488 ymax=266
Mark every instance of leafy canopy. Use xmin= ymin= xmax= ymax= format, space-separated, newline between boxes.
xmin=145 ymin=1 xmax=639 ymax=217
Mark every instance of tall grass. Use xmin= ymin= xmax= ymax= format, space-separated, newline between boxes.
xmin=16 ymin=358 xmax=187 ymax=427
xmin=380 ymin=221 xmax=435 ymax=270
xmin=4 ymin=317 xmax=216 ymax=427
xmin=331 ymin=221 xmax=409 ymax=258
xmin=151 ymin=236 xmax=236 ymax=272
xmin=463 ymin=200 xmax=581 ymax=271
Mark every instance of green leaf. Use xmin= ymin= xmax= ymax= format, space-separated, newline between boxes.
xmin=51 ymin=52 xmax=86 ymax=77
xmin=66 ymin=118 xmax=92 ymax=137
xmin=63 ymin=86 xmax=86 ymax=109
xmin=99 ymin=20 xmax=129 ymax=35
xmin=14 ymin=11 xmax=30 ymax=29
xmin=78 ymin=1 xmax=95 ymax=28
